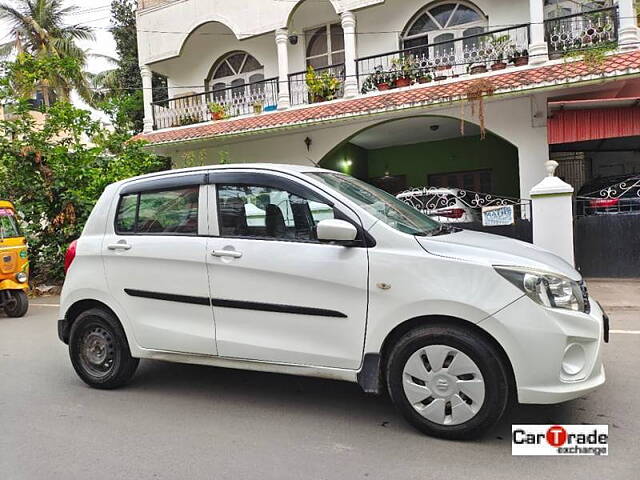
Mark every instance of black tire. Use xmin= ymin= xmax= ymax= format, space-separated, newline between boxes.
xmin=3 ymin=290 xmax=29 ymax=317
xmin=69 ymin=308 xmax=139 ymax=389
xmin=386 ymin=324 xmax=510 ymax=440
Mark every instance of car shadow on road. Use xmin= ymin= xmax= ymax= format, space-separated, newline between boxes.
xmin=128 ymin=359 xmax=592 ymax=441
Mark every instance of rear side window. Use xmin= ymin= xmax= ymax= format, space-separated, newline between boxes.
xmin=115 ymin=186 xmax=199 ymax=235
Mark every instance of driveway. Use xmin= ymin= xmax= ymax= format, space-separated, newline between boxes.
xmin=1 ymin=281 xmax=638 ymax=479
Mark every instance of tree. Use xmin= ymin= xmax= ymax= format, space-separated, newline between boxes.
xmin=0 ymin=56 xmax=168 ymax=283
xmin=0 ymin=0 xmax=95 ymax=105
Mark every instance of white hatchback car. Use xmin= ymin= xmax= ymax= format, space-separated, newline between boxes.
xmin=59 ymin=164 xmax=608 ymax=439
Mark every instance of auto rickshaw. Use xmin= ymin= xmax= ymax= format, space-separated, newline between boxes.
xmin=0 ymin=201 xmax=29 ymax=317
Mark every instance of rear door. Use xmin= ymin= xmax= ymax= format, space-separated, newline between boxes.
xmin=102 ymin=173 xmax=216 ymax=355
xmin=206 ymin=170 xmax=369 ymax=369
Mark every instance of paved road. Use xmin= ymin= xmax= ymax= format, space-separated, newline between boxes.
xmin=1 ymin=294 xmax=638 ymax=480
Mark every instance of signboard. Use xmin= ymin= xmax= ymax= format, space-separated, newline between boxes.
xmin=482 ymin=204 xmax=514 ymax=227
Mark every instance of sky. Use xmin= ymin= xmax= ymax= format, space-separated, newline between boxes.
xmin=1 ymin=0 xmax=118 ymax=121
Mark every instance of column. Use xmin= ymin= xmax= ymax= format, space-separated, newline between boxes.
xmin=530 ymin=160 xmax=575 ymax=265
xmin=618 ymin=0 xmax=640 ymax=50
xmin=275 ymin=28 xmax=291 ymax=110
xmin=341 ymin=10 xmax=358 ymax=98
xmin=528 ymin=0 xmax=549 ymax=65
xmin=140 ymin=65 xmax=154 ymax=133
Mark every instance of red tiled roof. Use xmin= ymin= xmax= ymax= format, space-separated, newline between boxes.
xmin=134 ymin=50 xmax=640 ymax=146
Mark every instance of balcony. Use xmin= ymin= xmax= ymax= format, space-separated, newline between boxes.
xmin=544 ymin=6 xmax=618 ymax=58
xmin=147 ymin=9 xmax=624 ymax=131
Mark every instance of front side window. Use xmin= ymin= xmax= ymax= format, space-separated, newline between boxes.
xmin=306 ymin=172 xmax=441 ymax=236
xmin=115 ymin=187 xmax=199 ymax=235
xmin=0 ymin=208 xmax=21 ymax=239
xmin=217 ymin=184 xmax=335 ymax=241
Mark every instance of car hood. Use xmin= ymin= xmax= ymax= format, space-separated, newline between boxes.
xmin=416 ymin=229 xmax=581 ymax=280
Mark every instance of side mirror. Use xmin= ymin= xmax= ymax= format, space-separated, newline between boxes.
xmin=317 ymin=219 xmax=358 ymax=244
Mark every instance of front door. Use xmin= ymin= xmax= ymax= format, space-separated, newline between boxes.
xmin=102 ymin=178 xmax=216 ymax=355
xmin=206 ymin=171 xmax=368 ymax=369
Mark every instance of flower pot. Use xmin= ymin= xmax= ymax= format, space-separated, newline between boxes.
xmin=310 ymin=95 xmax=326 ymax=103
xmin=253 ymin=105 xmax=263 ymax=115
xmin=491 ymin=61 xmax=507 ymax=71
xmin=376 ymin=82 xmax=391 ymax=91
xmin=394 ymin=77 xmax=411 ymax=88
xmin=434 ymin=75 xmax=447 ymax=81
xmin=436 ymin=65 xmax=451 ymax=71
xmin=211 ymin=112 xmax=225 ymax=121
xmin=469 ymin=65 xmax=487 ymax=75
xmin=513 ymin=56 xmax=529 ymax=67
xmin=418 ymin=76 xmax=432 ymax=84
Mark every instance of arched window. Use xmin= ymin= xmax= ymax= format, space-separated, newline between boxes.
xmin=207 ymin=51 xmax=264 ymax=98
xmin=544 ymin=0 xmax=610 ymax=19
xmin=402 ymin=1 xmax=487 ymax=53
xmin=305 ymin=23 xmax=345 ymax=69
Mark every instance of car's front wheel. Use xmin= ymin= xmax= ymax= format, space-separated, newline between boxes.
xmin=69 ymin=308 xmax=139 ymax=389
xmin=386 ymin=324 xmax=510 ymax=440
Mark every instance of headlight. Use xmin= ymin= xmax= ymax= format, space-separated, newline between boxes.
xmin=494 ymin=266 xmax=587 ymax=312
xmin=16 ymin=272 xmax=28 ymax=283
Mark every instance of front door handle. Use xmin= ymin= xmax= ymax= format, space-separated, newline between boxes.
xmin=107 ymin=242 xmax=132 ymax=251
xmin=211 ymin=249 xmax=242 ymax=259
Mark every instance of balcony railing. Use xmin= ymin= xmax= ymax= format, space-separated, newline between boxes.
xmin=151 ymin=77 xmax=279 ymax=130
xmin=544 ymin=6 xmax=618 ymax=57
xmin=288 ymin=64 xmax=346 ymax=106
xmin=355 ymin=24 xmax=530 ymax=93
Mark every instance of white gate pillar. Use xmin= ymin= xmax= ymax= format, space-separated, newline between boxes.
xmin=140 ymin=65 xmax=154 ymax=133
xmin=530 ymin=160 xmax=575 ymax=265
xmin=341 ymin=11 xmax=358 ymax=98
xmin=528 ymin=0 xmax=549 ymax=65
xmin=275 ymin=28 xmax=291 ymax=110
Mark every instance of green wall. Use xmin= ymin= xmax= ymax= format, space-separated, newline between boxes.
xmin=322 ymin=133 xmax=520 ymax=197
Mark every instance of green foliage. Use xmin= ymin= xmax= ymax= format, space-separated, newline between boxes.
xmin=305 ymin=66 xmax=342 ymax=103
xmin=0 ymin=57 xmax=168 ymax=283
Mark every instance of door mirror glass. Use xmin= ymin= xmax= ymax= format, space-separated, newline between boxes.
xmin=316 ymin=219 xmax=358 ymax=243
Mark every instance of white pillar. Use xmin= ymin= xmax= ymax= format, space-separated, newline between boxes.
xmin=140 ymin=65 xmax=154 ymax=133
xmin=275 ymin=28 xmax=291 ymax=110
xmin=528 ymin=0 xmax=549 ymax=65
xmin=341 ymin=10 xmax=358 ymax=98
xmin=618 ymin=0 xmax=640 ymax=50
xmin=530 ymin=160 xmax=575 ymax=265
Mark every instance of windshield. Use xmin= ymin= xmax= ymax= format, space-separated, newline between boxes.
xmin=0 ymin=208 xmax=21 ymax=239
xmin=306 ymin=172 xmax=441 ymax=235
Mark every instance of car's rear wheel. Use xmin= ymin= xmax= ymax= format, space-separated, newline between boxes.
xmin=3 ymin=290 xmax=29 ymax=317
xmin=386 ymin=324 xmax=510 ymax=440
xmin=69 ymin=308 xmax=139 ymax=389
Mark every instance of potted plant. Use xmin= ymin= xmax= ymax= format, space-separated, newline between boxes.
xmin=305 ymin=66 xmax=342 ymax=103
xmin=391 ymin=56 xmax=416 ymax=88
xmin=469 ymin=62 xmax=488 ymax=75
xmin=208 ymin=102 xmax=227 ymax=121
xmin=488 ymin=34 xmax=511 ymax=70
xmin=434 ymin=63 xmax=451 ymax=81
xmin=417 ymin=69 xmax=433 ymax=84
xmin=510 ymin=48 xmax=529 ymax=67
xmin=253 ymin=101 xmax=263 ymax=115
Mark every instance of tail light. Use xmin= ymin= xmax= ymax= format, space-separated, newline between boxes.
xmin=64 ymin=240 xmax=78 ymax=274
xmin=589 ymin=198 xmax=618 ymax=208
xmin=437 ymin=208 xmax=465 ymax=219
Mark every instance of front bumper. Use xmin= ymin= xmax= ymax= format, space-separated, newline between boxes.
xmin=480 ymin=296 xmax=607 ymax=404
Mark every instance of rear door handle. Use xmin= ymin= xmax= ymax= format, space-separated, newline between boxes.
xmin=211 ymin=250 xmax=242 ymax=259
xmin=107 ymin=242 xmax=132 ymax=251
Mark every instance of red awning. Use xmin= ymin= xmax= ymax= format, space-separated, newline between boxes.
xmin=547 ymin=106 xmax=640 ymax=144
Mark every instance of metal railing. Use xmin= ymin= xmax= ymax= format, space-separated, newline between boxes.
xmin=288 ymin=64 xmax=346 ymax=106
xmin=355 ymin=24 xmax=529 ymax=92
xmin=151 ymin=77 xmax=279 ymax=130
xmin=544 ymin=6 xmax=618 ymax=57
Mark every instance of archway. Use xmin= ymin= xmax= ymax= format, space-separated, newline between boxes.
xmin=319 ymin=115 xmax=521 ymax=198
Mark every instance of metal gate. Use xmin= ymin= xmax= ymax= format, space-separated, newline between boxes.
xmin=397 ymin=187 xmax=533 ymax=243
xmin=574 ymin=176 xmax=640 ymax=277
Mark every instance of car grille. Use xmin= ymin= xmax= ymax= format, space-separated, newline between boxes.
xmin=579 ymin=280 xmax=591 ymax=314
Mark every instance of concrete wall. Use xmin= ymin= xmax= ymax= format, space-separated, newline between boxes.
xmin=161 ymin=95 xmax=548 ymax=198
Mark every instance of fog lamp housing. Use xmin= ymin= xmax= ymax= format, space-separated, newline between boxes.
xmin=562 ymin=343 xmax=586 ymax=376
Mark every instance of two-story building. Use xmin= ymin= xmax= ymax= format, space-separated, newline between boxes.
xmin=133 ymin=0 xmax=640 ymax=200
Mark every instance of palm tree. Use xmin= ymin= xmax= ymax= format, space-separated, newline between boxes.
xmin=0 ymin=0 xmax=95 ymax=105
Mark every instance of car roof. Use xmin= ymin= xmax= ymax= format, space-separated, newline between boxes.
xmin=116 ymin=163 xmax=332 ymax=186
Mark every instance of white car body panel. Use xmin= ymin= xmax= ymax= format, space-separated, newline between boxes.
xmin=59 ymin=164 xmax=606 ymax=405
